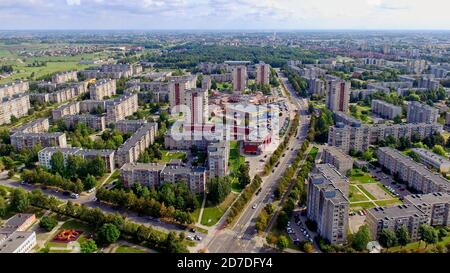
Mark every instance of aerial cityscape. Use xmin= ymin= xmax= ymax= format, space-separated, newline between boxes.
xmin=1 ymin=0 xmax=450 ymax=260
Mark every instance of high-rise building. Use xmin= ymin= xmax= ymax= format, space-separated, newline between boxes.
xmin=183 ymin=88 xmax=208 ymax=127
xmin=168 ymin=75 xmax=197 ymax=109
xmin=307 ymin=164 xmax=349 ymax=244
xmin=232 ymin=65 xmax=247 ymax=92
xmin=207 ymin=141 xmax=230 ymax=178
xmin=326 ymin=78 xmax=350 ymax=112
xmin=255 ymin=63 xmax=270 ymax=85
xmin=371 ymin=100 xmax=402 ymax=120
xmin=407 ymin=101 xmax=439 ymax=124
xmin=89 ymin=79 xmax=116 ymax=100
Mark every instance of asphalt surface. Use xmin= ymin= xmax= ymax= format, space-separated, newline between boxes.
xmin=206 ymin=70 xmax=311 ymax=253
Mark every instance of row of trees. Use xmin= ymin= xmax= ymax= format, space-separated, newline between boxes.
xmin=263 ymin=114 xmax=300 ymax=176
xmin=16 ymin=188 xmax=188 ymax=253
xmin=49 ymin=152 xmax=106 ymax=180
xmin=225 ymin=175 xmax=263 ymax=226
xmin=22 ymin=167 xmax=85 ymax=194
xmin=96 ymin=187 xmax=195 ymax=225
xmin=283 ymin=68 xmax=308 ymax=97
xmin=307 ymin=107 xmax=334 ymax=144
xmin=207 ymin=176 xmax=232 ymax=205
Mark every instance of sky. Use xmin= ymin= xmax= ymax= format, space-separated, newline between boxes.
xmin=0 ymin=0 xmax=449 ymax=30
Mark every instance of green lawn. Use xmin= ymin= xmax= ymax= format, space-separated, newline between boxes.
xmin=201 ymin=192 xmax=237 ymax=226
xmin=350 ymin=169 xmax=377 ymax=184
xmin=309 ymin=146 xmax=319 ymax=159
xmin=159 ymin=150 xmax=187 ymax=163
xmin=231 ymin=177 xmax=244 ymax=193
xmin=356 ymin=185 xmax=377 ymax=200
xmin=349 ymin=185 xmax=370 ymax=202
xmin=350 ymin=202 xmax=376 ymax=210
xmin=115 ymin=245 xmax=146 ymax=253
xmin=388 ymin=234 xmax=450 ymax=252
xmin=375 ymin=199 xmax=402 ymax=207
xmin=105 ymin=170 xmax=120 ymax=185
xmin=229 ymin=141 xmax=245 ymax=174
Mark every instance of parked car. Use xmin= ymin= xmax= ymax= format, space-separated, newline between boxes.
xmin=187 ymin=236 xmax=194 ymax=241
xmin=252 ymin=204 xmax=258 ymax=209
xmin=190 ymin=228 xmax=196 ymax=233
xmin=70 ymin=193 xmax=79 ymax=199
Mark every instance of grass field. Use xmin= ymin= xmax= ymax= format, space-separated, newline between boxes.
xmin=350 ymin=169 xmax=377 ymax=184
xmin=159 ymin=150 xmax=187 ymax=163
xmin=201 ymin=192 xmax=238 ymax=226
xmin=229 ymin=141 xmax=245 ymax=174
xmin=388 ymin=234 xmax=450 ymax=253
xmin=349 ymin=185 xmax=370 ymax=202
xmin=115 ymin=245 xmax=147 ymax=253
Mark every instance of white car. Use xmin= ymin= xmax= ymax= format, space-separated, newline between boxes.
xmin=252 ymin=204 xmax=258 ymax=209
xmin=187 ymin=236 xmax=194 ymax=241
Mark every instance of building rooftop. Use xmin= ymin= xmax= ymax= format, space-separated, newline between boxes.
xmin=411 ymin=148 xmax=450 ymax=166
xmin=0 ymin=214 xmax=35 ymax=236
xmin=121 ymin=162 xmax=165 ymax=172
xmin=117 ymin=123 xmax=158 ymax=152
xmin=404 ymin=192 xmax=450 ymax=206
xmin=368 ymin=204 xmax=427 ymax=220
xmin=0 ymin=231 xmax=35 ymax=253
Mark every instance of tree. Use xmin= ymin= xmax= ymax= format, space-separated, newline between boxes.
xmin=207 ymin=177 xmax=231 ymax=205
xmin=80 ymin=239 xmax=98 ymax=253
xmin=97 ymin=223 xmax=120 ymax=245
xmin=88 ymin=156 xmax=106 ymax=177
xmin=393 ymin=115 xmax=402 ymax=124
xmin=303 ymin=242 xmax=314 ymax=253
xmin=238 ymin=164 xmax=251 ymax=188
xmin=50 ymin=151 xmax=65 ymax=175
xmin=397 ymin=226 xmax=411 ymax=247
xmin=362 ymin=150 xmax=373 ymax=162
xmin=277 ymin=235 xmax=289 ymax=250
xmin=39 ymin=216 xmax=58 ymax=232
xmin=0 ymin=196 xmax=7 ymax=217
xmin=419 ymin=225 xmax=438 ymax=246
xmin=9 ymin=188 xmax=30 ymax=212
xmin=432 ymin=145 xmax=446 ymax=156
xmin=83 ymin=175 xmax=97 ymax=191
xmin=351 ymin=225 xmax=371 ymax=251
xmin=378 ymin=229 xmax=398 ymax=248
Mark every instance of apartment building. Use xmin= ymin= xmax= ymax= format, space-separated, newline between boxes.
xmin=161 ymin=165 xmax=207 ymax=194
xmin=168 ymin=75 xmax=197 ymax=109
xmin=418 ymin=76 xmax=441 ymax=91
xmin=0 ymin=231 xmax=37 ymax=253
xmin=89 ymin=79 xmax=116 ymax=100
xmin=366 ymin=205 xmax=429 ymax=242
xmin=232 ymin=65 xmax=247 ymax=92
xmin=328 ymin=122 xmax=442 ymax=153
xmin=410 ymin=148 xmax=450 ymax=173
xmin=210 ymin=73 xmax=233 ymax=83
xmin=0 ymin=214 xmax=36 ymax=235
xmin=80 ymin=63 xmax=140 ymax=79
xmin=105 ymin=93 xmax=139 ymax=125
xmin=407 ymin=101 xmax=439 ymax=124
xmin=322 ymin=146 xmax=354 ymax=175
xmin=79 ymin=100 xmax=106 ymax=114
xmin=207 ymin=141 xmax=230 ymax=178
xmin=38 ymin=147 xmax=115 ymax=172
xmin=120 ymin=163 xmax=164 ymax=188
xmin=202 ymin=76 xmax=212 ymax=91
xmin=52 ymin=71 xmax=78 ymax=84
xmin=371 ymin=99 xmax=402 ymax=119
xmin=126 ymin=80 xmax=169 ymax=103
xmin=0 ymin=81 xmax=29 ymax=100
xmin=63 ymin=114 xmax=106 ymax=131
xmin=334 ymin=111 xmax=362 ymax=126
xmin=307 ymin=78 xmax=326 ymax=97
xmin=307 ymin=164 xmax=349 ymax=244
xmin=404 ymin=193 xmax=450 ymax=227
xmin=326 ymin=78 xmax=350 ymax=112
xmin=11 ymin=118 xmax=49 ymax=134
xmin=52 ymin=102 xmax=81 ymax=120
xmin=183 ymin=88 xmax=209 ymax=126
xmin=0 ymin=94 xmax=31 ymax=125
xmin=115 ymin=119 xmax=148 ymax=134
xmin=376 ymin=147 xmax=450 ymax=194
xmin=11 ymin=132 xmax=67 ymax=150
xmin=115 ymin=123 xmax=158 ymax=167
xmin=328 ymin=123 xmax=370 ymax=154
xmin=255 ymin=63 xmax=270 ymax=85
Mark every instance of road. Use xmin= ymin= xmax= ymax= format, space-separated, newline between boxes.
xmin=205 ymin=70 xmax=311 ymax=253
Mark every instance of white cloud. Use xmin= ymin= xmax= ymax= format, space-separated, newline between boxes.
xmin=66 ymin=0 xmax=81 ymax=6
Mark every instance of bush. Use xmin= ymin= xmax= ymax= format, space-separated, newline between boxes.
xmin=39 ymin=216 xmax=58 ymax=232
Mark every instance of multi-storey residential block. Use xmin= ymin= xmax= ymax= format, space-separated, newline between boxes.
xmin=115 ymin=119 xmax=148 ymax=134
xmin=89 ymin=79 xmax=116 ymax=100
xmin=210 ymin=73 xmax=233 ymax=83
xmin=52 ymin=102 xmax=81 ymax=120
xmin=326 ymin=78 xmax=350 ymax=112
xmin=232 ymin=65 xmax=247 ymax=92
xmin=418 ymin=76 xmax=441 ymax=90
xmin=11 ymin=118 xmax=49 ymax=134
xmin=202 ymin=76 xmax=212 ymax=91
xmin=376 ymin=147 xmax=450 ymax=194
xmin=79 ymin=100 xmax=106 ymax=114
xmin=0 ymin=81 xmax=29 ymax=100
xmin=366 ymin=205 xmax=429 ymax=242
xmin=334 ymin=111 xmax=362 ymax=126
xmin=207 ymin=141 xmax=230 ymax=178
xmin=328 ymin=123 xmax=370 ymax=154
xmin=407 ymin=101 xmax=439 ymax=124
xmin=63 ymin=114 xmax=106 ymax=131
xmin=255 ymin=63 xmax=270 ymax=85
xmin=115 ymin=123 xmax=158 ymax=167
xmin=168 ymin=75 xmax=197 ymax=109
xmin=371 ymin=100 xmax=402 ymax=119
xmin=404 ymin=193 xmax=450 ymax=227
xmin=120 ymin=163 xmax=165 ymax=188
xmin=11 ymin=132 xmax=67 ymax=150
xmin=307 ymin=78 xmax=326 ymax=96
xmin=80 ymin=63 xmax=140 ymax=79
xmin=52 ymin=71 xmax=78 ymax=84
xmin=411 ymin=148 xmax=450 ymax=173
xmin=369 ymin=123 xmax=442 ymax=144
xmin=307 ymin=164 xmax=349 ymax=244
xmin=105 ymin=93 xmax=139 ymax=125
xmin=183 ymin=88 xmax=208 ymax=126
xmin=160 ymin=165 xmax=207 ymax=194
xmin=322 ymin=146 xmax=354 ymax=175
xmin=0 ymin=94 xmax=31 ymax=125
xmin=38 ymin=147 xmax=115 ymax=172
xmin=0 ymin=231 xmax=36 ymax=253
xmin=0 ymin=214 xmax=36 ymax=236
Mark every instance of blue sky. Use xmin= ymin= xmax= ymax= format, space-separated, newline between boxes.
xmin=0 ymin=0 xmax=449 ymax=30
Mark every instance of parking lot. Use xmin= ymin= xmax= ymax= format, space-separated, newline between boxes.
xmin=286 ymin=209 xmax=319 ymax=251
xmin=369 ymin=167 xmax=412 ymax=198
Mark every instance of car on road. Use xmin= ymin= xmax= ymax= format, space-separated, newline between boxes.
xmin=252 ymin=204 xmax=258 ymax=209
xmin=255 ymin=188 xmax=262 ymax=196
xmin=187 ymin=236 xmax=194 ymax=241
xmin=190 ymin=228 xmax=196 ymax=233
xmin=194 ymin=235 xmax=202 ymax=241
xmin=259 ymin=159 xmax=265 ymax=162
xmin=70 ymin=193 xmax=79 ymax=199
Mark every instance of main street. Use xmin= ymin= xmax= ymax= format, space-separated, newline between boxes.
xmin=205 ymin=70 xmax=311 ymax=253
